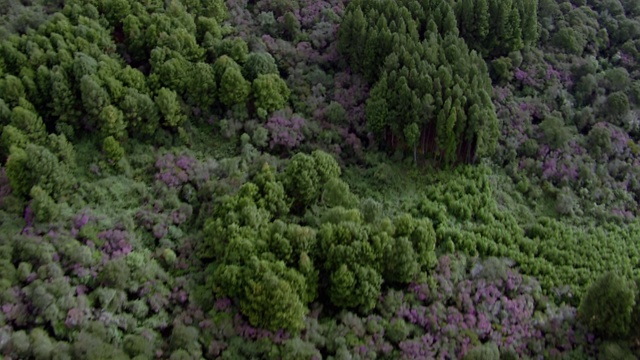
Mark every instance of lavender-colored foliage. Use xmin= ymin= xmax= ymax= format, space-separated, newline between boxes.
xmin=395 ymin=255 xmax=594 ymax=359
xmin=333 ymin=71 xmax=369 ymax=128
xmin=154 ymin=152 xmax=215 ymax=190
xmin=264 ymin=108 xmax=306 ymax=150
xmin=97 ymin=229 xmax=133 ymax=259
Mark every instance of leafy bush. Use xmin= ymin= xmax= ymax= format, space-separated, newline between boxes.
xmin=578 ymin=272 xmax=636 ymax=339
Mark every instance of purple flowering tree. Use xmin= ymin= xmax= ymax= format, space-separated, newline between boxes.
xmin=264 ymin=108 xmax=306 ymax=151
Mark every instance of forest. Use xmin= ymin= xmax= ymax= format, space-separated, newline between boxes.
xmin=0 ymin=0 xmax=640 ymax=358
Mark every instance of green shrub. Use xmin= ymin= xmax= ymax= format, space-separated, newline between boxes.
xmin=578 ymin=272 xmax=636 ymax=339
xmin=463 ymin=342 xmax=500 ymax=360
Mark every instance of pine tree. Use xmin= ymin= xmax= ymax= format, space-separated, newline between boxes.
xmin=98 ymin=105 xmax=126 ymax=139
xmin=10 ymin=106 xmax=47 ymax=144
xmin=155 ymin=87 xmax=185 ymax=128
xmin=445 ymin=106 xmax=458 ymax=164
xmin=80 ymin=74 xmax=110 ymax=119
xmin=505 ymin=4 xmax=524 ymax=52
xmin=365 ymin=81 xmax=389 ymax=135
xmin=187 ymin=62 xmax=217 ymax=108
xmin=458 ymin=0 xmax=476 ymax=40
xmin=404 ymin=122 xmax=420 ymax=164
xmin=475 ymin=0 xmax=490 ymax=41
xmin=440 ymin=3 xmax=459 ymax=37
xmin=519 ymin=0 xmax=538 ymax=46
xmin=219 ymin=67 xmax=250 ymax=107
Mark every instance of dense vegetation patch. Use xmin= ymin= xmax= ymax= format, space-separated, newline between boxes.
xmin=1 ymin=0 xmax=640 ymax=357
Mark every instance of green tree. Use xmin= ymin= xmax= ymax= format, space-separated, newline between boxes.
xmin=366 ymin=82 xmax=389 ymax=136
xmin=47 ymin=133 xmax=76 ymax=170
xmin=606 ymin=91 xmax=630 ymax=121
xmin=0 ymin=125 xmax=28 ymax=154
xmin=338 ymin=6 xmax=367 ymax=69
xmin=73 ymin=52 xmax=98 ymax=83
xmin=155 ymin=88 xmax=186 ymax=128
xmin=311 ymin=150 xmax=341 ymax=183
xmin=475 ymin=0 xmax=490 ymax=41
xmin=603 ymin=67 xmax=630 ymax=93
xmin=520 ymin=0 xmax=538 ymax=46
xmin=283 ymin=12 xmax=301 ymax=41
xmin=196 ymin=16 xmax=222 ymax=43
xmin=552 ymin=27 xmax=585 ymax=55
xmin=100 ymin=0 xmax=131 ymax=26
xmin=578 ymin=272 xmax=636 ymax=338
xmin=505 ymin=4 xmax=524 ymax=52
xmin=329 ymin=264 xmax=357 ymax=308
xmin=170 ymin=325 xmax=200 ymax=357
xmin=242 ymin=52 xmax=278 ymax=82
xmin=240 ymin=264 xmax=306 ymax=332
xmin=282 ymin=152 xmax=321 ymax=211
xmin=10 ymin=106 xmax=47 ymax=144
xmin=154 ymin=57 xmax=190 ymax=96
xmin=0 ymin=75 xmax=26 ymax=106
xmin=120 ymin=89 xmax=160 ymax=136
xmin=491 ymin=57 xmax=513 ymax=83
xmin=404 ymin=122 xmax=420 ymax=164
xmin=5 ymin=144 xmax=72 ymax=198
xmin=219 ymin=67 xmax=250 ymax=107
xmin=444 ymin=106 xmax=458 ymax=164
xmin=463 ymin=343 xmax=500 ymax=360
xmin=587 ymin=125 xmax=613 ymax=159
xmin=253 ymin=163 xmax=290 ymax=217
xmin=252 ymin=74 xmax=290 ymax=117
xmin=214 ymin=37 xmax=249 ymax=64
xmin=80 ymin=74 xmax=110 ymax=119
xmin=30 ymin=328 xmax=54 ymax=360
xmin=203 ymin=0 xmax=227 ymax=22
xmin=0 ymin=98 xmax=10 ymax=125
xmin=383 ymin=237 xmax=419 ymax=283
xmin=457 ymin=0 xmax=476 ymax=40
xmin=440 ymin=3 xmax=459 ymax=36
xmin=187 ymin=62 xmax=217 ymax=108
xmin=50 ymin=67 xmax=80 ymax=136
xmin=123 ymin=334 xmax=154 ymax=358
xmin=98 ymin=105 xmax=126 ymax=139
xmin=30 ymin=185 xmax=59 ymax=222
xmin=212 ymin=55 xmax=242 ymax=82
xmin=103 ymin=136 xmax=125 ymax=163
xmin=321 ymin=178 xmax=358 ymax=208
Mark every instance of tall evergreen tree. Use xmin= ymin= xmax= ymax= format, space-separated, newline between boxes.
xmin=475 ymin=0 xmax=490 ymax=41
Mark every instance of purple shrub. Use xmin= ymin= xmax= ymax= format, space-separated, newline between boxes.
xmin=493 ymin=86 xmax=512 ymax=103
xmin=341 ymin=130 xmax=363 ymax=154
xmin=155 ymin=152 xmax=213 ymax=190
xmin=65 ymin=307 xmax=88 ymax=328
xmin=514 ymin=66 xmax=542 ymax=88
xmin=264 ymin=108 xmax=306 ymax=150
xmin=546 ymin=65 xmax=561 ymax=81
xmin=97 ymin=229 xmax=133 ymax=259
xmin=215 ymin=298 xmax=233 ymax=312
xmin=619 ymin=52 xmax=635 ymax=68
xmin=295 ymin=1 xmax=332 ymax=28
xmin=156 ymin=153 xmax=190 ymax=188
xmin=395 ymin=255 xmax=594 ymax=359
xmin=514 ymin=68 xmax=528 ymax=81
xmin=333 ymin=71 xmax=369 ymax=128
xmin=74 ymin=213 xmax=90 ymax=229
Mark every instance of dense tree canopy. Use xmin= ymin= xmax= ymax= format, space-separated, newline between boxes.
xmin=2 ymin=0 xmax=640 ymax=357
xmin=339 ymin=0 xmax=500 ymax=164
